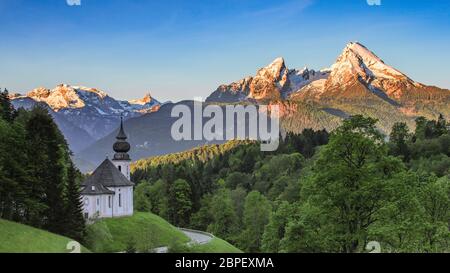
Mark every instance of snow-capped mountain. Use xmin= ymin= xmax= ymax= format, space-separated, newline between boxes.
xmin=326 ymin=42 xmax=415 ymax=92
xmin=206 ymin=57 xmax=329 ymax=103
xmin=18 ymin=84 xmax=160 ymax=114
xmin=11 ymin=84 xmax=161 ymax=152
xmin=206 ymin=41 xmax=449 ymax=135
xmin=294 ymin=42 xmax=449 ymax=105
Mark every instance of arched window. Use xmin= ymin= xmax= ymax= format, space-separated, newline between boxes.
xmin=119 ymin=193 xmax=122 ymax=207
xmin=118 ymin=165 xmax=122 ymax=172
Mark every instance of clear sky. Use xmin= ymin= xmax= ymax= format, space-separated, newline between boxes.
xmin=0 ymin=0 xmax=449 ymax=102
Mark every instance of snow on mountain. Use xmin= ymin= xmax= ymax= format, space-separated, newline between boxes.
xmin=206 ymin=57 xmax=329 ymax=103
xmin=292 ymin=41 xmax=449 ymax=104
xmin=121 ymin=93 xmax=161 ymax=113
xmin=11 ymin=84 xmax=162 ymax=151
xmin=329 ymin=42 xmax=407 ymax=83
xmin=323 ymin=42 xmax=421 ymax=99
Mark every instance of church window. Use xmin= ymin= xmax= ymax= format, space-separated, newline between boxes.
xmin=118 ymin=166 xmax=122 ymax=172
xmin=97 ymin=198 xmax=99 ymax=206
xmin=119 ymin=194 xmax=122 ymax=207
xmin=108 ymin=196 xmax=111 ymax=208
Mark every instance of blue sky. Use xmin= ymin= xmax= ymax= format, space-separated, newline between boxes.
xmin=0 ymin=0 xmax=449 ymax=101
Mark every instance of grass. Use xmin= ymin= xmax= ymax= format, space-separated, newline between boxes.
xmin=190 ymin=237 xmax=243 ymax=253
xmin=0 ymin=213 xmax=242 ymax=253
xmin=0 ymin=218 xmax=90 ymax=253
xmin=86 ymin=212 xmax=190 ymax=252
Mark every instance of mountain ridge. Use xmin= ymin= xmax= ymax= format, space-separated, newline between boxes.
xmin=207 ymin=41 xmax=449 ymax=124
xmin=11 ymin=84 xmax=162 ymax=152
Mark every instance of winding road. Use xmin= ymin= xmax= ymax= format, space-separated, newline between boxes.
xmin=153 ymin=228 xmax=214 ymax=253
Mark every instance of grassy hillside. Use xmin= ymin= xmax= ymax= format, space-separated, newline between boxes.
xmin=86 ymin=212 xmax=242 ymax=253
xmin=0 ymin=219 xmax=89 ymax=253
xmin=86 ymin=212 xmax=190 ymax=252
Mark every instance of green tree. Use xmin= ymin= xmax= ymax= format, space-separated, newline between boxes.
xmin=389 ymin=122 xmax=411 ymax=161
xmin=167 ymin=179 xmax=192 ymax=226
xmin=25 ymin=106 xmax=68 ymax=234
xmin=225 ymin=172 xmax=252 ymax=190
xmin=149 ymin=179 xmax=169 ymax=217
xmin=436 ymin=114 xmax=448 ymax=136
xmin=134 ymin=181 xmax=152 ymax=212
xmin=419 ymin=176 xmax=450 ymax=252
xmin=303 ymin=115 xmax=404 ymax=253
xmin=261 ymin=201 xmax=295 ymax=252
xmin=189 ymin=194 xmax=213 ymax=231
xmin=0 ymin=88 xmax=15 ymax=122
xmin=207 ymin=189 xmax=238 ymax=241
xmin=239 ymin=191 xmax=271 ymax=252
xmin=64 ymin=161 xmax=86 ymax=243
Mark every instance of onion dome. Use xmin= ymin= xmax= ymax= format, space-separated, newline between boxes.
xmin=113 ymin=117 xmax=131 ymax=160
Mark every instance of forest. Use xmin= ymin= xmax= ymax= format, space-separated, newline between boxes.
xmin=0 ymin=89 xmax=85 ymax=243
xmin=132 ymin=114 xmax=450 ymax=253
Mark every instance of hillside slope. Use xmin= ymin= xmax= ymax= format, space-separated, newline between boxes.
xmin=86 ymin=212 xmax=189 ymax=252
xmin=86 ymin=212 xmax=241 ymax=253
xmin=0 ymin=219 xmax=89 ymax=253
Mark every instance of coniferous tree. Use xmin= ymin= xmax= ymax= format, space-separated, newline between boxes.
xmin=436 ymin=114 xmax=448 ymax=136
xmin=0 ymin=88 xmax=15 ymax=122
xmin=25 ymin=106 xmax=67 ymax=234
xmin=65 ymin=161 xmax=86 ymax=242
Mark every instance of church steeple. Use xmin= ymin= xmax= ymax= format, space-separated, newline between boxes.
xmin=112 ymin=117 xmax=131 ymax=180
xmin=113 ymin=117 xmax=131 ymax=161
xmin=116 ymin=117 xmax=128 ymax=140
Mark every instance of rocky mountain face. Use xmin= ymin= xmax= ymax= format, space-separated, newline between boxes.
xmin=295 ymin=42 xmax=449 ymax=103
xmin=291 ymin=42 xmax=450 ymax=132
xmin=206 ymin=57 xmax=329 ymax=103
xmin=11 ymin=84 xmax=161 ymax=152
xmin=209 ymin=42 xmax=450 ymax=133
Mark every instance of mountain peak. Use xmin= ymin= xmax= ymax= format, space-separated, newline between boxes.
xmin=256 ymin=57 xmax=287 ymax=79
xmin=129 ymin=92 xmax=154 ymax=105
xmin=26 ymin=85 xmax=85 ymax=110
xmin=326 ymin=42 xmax=410 ymax=90
xmin=341 ymin=42 xmax=386 ymax=66
xmin=270 ymin=57 xmax=285 ymax=66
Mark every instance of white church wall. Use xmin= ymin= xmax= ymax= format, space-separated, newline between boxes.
xmin=81 ymin=186 xmax=134 ymax=219
xmin=112 ymin=160 xmax=131 ymax=180
xmin=107 ymin=186 xmax=134 ymax=217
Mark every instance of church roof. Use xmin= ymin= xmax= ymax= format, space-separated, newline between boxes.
xmin=116 ymin=117 xmax=128 ymax=140
xmin=80 ymin=182 xmax=115 ymax=195
xmin=81 ymin=159 xmax=134 ymax=195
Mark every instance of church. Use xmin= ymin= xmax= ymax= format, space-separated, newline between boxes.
xmin=80 ymin=118 xmax=134 ymax=219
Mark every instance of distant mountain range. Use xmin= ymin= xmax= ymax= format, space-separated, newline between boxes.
xmin=11 ymin=42 xmax=450 ymax=172
xmin=11 ymin=84 xmax=160 ymax=152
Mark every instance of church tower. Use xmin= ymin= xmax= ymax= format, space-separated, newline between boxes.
xmin=112 ymin=117 xmax=131 ymax=180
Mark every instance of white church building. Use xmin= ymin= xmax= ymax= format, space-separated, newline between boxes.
xmin=81 ymin=118 xmax=134 ymax=219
